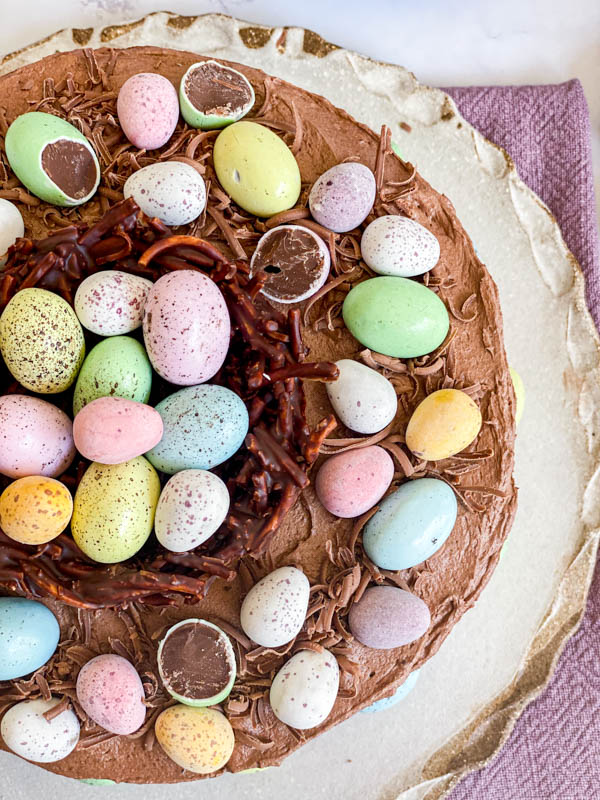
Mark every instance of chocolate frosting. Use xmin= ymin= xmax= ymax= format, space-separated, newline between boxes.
xmin=41 ymin=140 xmax=97 ymax=199
xmin=184 ymin=61 xmax=253 ymax=117
xmin=252 ymin=226 xmax=326 ymax=301
xmin=159 ymin=622 xmax=232 ymax=700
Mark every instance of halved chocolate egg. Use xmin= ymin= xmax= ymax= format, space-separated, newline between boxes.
xmin=179 ymin=60 xmax=255 ymax=129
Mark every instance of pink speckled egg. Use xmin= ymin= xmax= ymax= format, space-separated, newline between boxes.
xmin=348 ymin=586 xmax=431 ymax=649
xmin=309 ymin=163 xmax=376 ymax=233
xmin=74 ymin=270 xmax=153 ymax=336
xmin=76 ymin=654 xmax=146 ymax=735
xmin=315 ymin=445 xmax=394 ymax=518
xmin=73 ymin=397 xmax=163 ymax=465
xmin=240 ymin=566 xmax=310 ymax=647
xmin=143 ymin=270 xmax=231 ymax=385
xmin=117 ymin=72 xmax=179 ymax=150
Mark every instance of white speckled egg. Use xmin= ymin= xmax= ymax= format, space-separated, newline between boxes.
xmin=326 ymin=359 xmax=397 ymax=434
xmin=0 ymin=198 xmax=24 ymax=259
xmin=74 ymin=270 xmax=153 ymax=336
xmin=240 ymin=566 xmax=310 ymax=647
xmin=155 ymin=469 xmax=230 ymax=552
xmin=124 ymin=162 xmax=206 ymax=226
xmin=1 ymin=697 xmax=80 ymax=762
xmin=360 ymin=215 xmax=440 ymax=277
xmin=270 ymin=648 xmax=339 ymax=729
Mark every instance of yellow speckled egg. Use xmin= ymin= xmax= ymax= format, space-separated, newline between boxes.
xmin=509 ymin=367 xmax=525 ymax=425
xmin=406 ymin=388 xmax=482 ymax=461
xmin=71 ymin=457 xmax=160 ymax=564
xmin=0 ymin=288 xmax=85 ymax=394
xmin=213 ymin=121 xmax=301 ymax=217
xmin=155 ymin=705 xmax=234 ymax=774
xmin=0 ymin=476 xmax=73 ymax=545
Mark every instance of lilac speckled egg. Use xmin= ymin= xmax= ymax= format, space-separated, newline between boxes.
xmin=124 ymin=162 xmax=206 ymax=226
xmin=1 ymin=697 xmax=80 ymax=763
xmin=309 ymin=163 xmax=376 ymax=233
xmin=76 ymin=654 xmax=146 ymax=735
xmin=74 ymin=270 xmax=153 ymax=336
xmin=117 ymin=73 xmax=179 ymax=150
xmin=143 ymin=270 xmax=230 ymax=385
xmin=360 ymin=215 xmax=440 ymax=277
xmin=240 ymin=566 xmax=310 ymax=647
xmin=315 ymin=446 xmax=394 ymax=519
xmin=269 ymin=648 xmax=339 ymax=729
xmin=348 ymin=586 xmax=431 ymax=650
xmin=0 ymin=395 xmax=75 ymax=479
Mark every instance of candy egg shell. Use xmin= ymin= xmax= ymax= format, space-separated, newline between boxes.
xmin=124 ymin=162 xmax=206 ymax=226
xmin=0 ymin=199 xmax=24 ymax=258
xmin=342 ymin=276 xmax=449 ymax=359
xmin=360 ymin=215 xmax=440 ymax=277
xmin=74 ymin=270 xmax=153 ymax=336
xmin=143 ymin=271 xmax=230 ymax=385
xmin=72 ymin=335 xmax=152 ymax=416
xmin=0 ymin=697 xmax=80 ymax=762
xmin=155 ymin=469 xmax=229 ymax=552
xmin=179 ymin=60 xmax=255 ymax=129
xmin=0 ymin=597 xmax=60 ymax=681
xmin=0 ymin=288 xmax=85 ymax=393
xmin=326 ymin=359 xmax=397 ymax=434
xmin=309 ymin=163 xmax=375 ymax=233
xmin=117 ymin=73 xmax=179 ymax=150
xmin=0 ymin=476 xmax=73 ymax=545
xmin=213 ymin=121 xmax=301 ymax=217
xmin=362 ymin=478 xmax=457 ymax=570
xmin=0 ymin=394 xmax=75 ymax=479
xmin=406 ymin=388 xmax=482 ymax=461
xmin=348 ymin=586 xmax=431 ymax=649
xmin=71 ymin=456 xmax=160 ymax=563
xmin=5 ymin=111 xmax=100 ymax=206
xmin=510 ymin=366 xmax=525 ymax=424
xmin=240 ymin=566 xmax=310 ymax=648
xmin=146 ymin=385 xmax=249 ymax=474
xmin=362 ymin=669 xmax=420 ymax=713
xmin=76 ymin=654 xmax=146 ymax=735
xmin=315 ymin=446 xmax=394 ymax=519
xmin=155 ymin=705 xmax=235 ymax=774
xmin=269 ymin=648 xmax=339 ymax=730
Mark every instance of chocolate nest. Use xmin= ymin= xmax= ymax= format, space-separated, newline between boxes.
xmin=0 ymin=197 xmax=339 ymax=609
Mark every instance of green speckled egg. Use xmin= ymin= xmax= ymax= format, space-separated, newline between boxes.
xmin=71 ymin=457 xmax=160 ymax=564
xmin=0 ymin=288 xmax=85 ymax=393
xmin=73 ymin=336 xmax=152 ymax=416
xmin=342 ymin=276 xmax=449 ymax=358
xmin=213 ymin=121 xmax=301 ymax=217
xmin=5 ymin=112 xmax=100 ymax=207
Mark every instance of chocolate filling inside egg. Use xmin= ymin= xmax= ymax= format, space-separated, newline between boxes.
xmin=41 ymin=139 xmax=98 ymax=200
xmin=184 ymin=61 xmax=253 ymax=117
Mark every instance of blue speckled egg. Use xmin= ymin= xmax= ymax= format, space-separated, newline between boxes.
xmin=362 ymin=478 xmax=457 ymax=570
xmin=0 ymin=598 xmax=60 ymax=680
xmin=146 ymin=385 xmax=249 ymax=474
xmin=362 ymin=670 xmax=420 ymax=713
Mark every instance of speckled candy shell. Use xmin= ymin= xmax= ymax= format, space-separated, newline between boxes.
xmin=0 ymin=697 xmax=80 ymax=762
xmin=240 ymin=566 xmax=310 ymax=647
xmin=0 ymin=476 xmax=73 ymax=545
xmin=0 ymin=199 xmax=24 ymax=257
xmin=155 ymin=705 xmax=235 ymax=774
xmin=179 ymin=60 xmax=255 ymax=129
xmin=326 ymin=359 xmax=397 ymax=434
xmin=360 ymin=215 xmax=440 ymax=277
xmin=124 ymin=162 xmax=206 ymax=226
xmin=348 ymin=586 xmax=431 ymax=649
xmin=117 ymin=72 xmax=179 ymax=150
xmin=76 ymin=654 xmax=146 ymax=735
xmin=74 ymin=270 xmax=153 ymax=336
xmin=309 ymin=162 xmax=376 ymax=233
xmin=315 ymin=446 xmax=394 ymax=518
xmin=269 ymin=649 xmax=340 ymax=730
xmin=0 ymin=598 xmax=60 ymax=681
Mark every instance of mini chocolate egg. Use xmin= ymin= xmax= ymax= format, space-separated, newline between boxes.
xmin=124 ymin=162 xmax=206 ymax=226
xmin=0 ymin=476 xmax=73 ymax=545
xmin=0 ymin=198 xmax=24 ymax=258
xmin=213 ymin=121 xmax=301 ymax=217
xmin=348 ymin=586 xmax=430 ymax=649
xmin=143 ymin=271 xmax=230 ymax=385
xmin=154 ymin=469 xmax=229 ymax=552
xmin=362 ymin=670 xmax=420 ymax=713
xmin=0 ymin=288 xmax=85 ymax=393
xmin=74 ymin=270 xmax=153 ymax=336
xmin=362 ymin=478 xmax=457 ymax=570
xmin=72 ymin=335 xmax=152 ymax=416
xmin=510 ymin=367 xmax=525 ymax=424
xmin=249 ymin=225 xmax=330 ymax=303
xmin=155 ymin=705 xmax=234 ymax=774
xmin=71 ymin=457 xmax=160 ymax=563
xmin=73 ymin=397 xmax=163 ymax=465
xmin=240 ymin=566 xmax=310 ymax=647
xmin=76 ymin=654 xmax=146 ymax=735
xmin=5 ymin=112 xmax=100 ymax=206
xmin=360 ymin=215 xmax=440 ymax=277
xmin=326 ymin=359 xmax=397 ymax=434
xmin=179 ymin=60 xmax=255 ymax=129
xmin=0 ymin=598 xmax=60 ymax=681
xmin=157 ymin=619 xmax=236 ymax=706
xmin=406 ymin=388 xmax=482 ymax=461
xmin=315 ymin=446 xmax=394 ymax=519
xmin=1 ymin=697 xmax=80 ymax=762
xmin=269 ymin=648 xmax=339 ymax=729
xmin=342 ymin=276 xmax=449 ymax=358
xmin=146 ymin=385 xmax=249 ymax=474
xmin=309 ymin=163 xmax=375 ymax=233
xmin=117 ymin=72 xmax=179 ymax=150
xmin=0 ymin=395 xmax=75 ymax=479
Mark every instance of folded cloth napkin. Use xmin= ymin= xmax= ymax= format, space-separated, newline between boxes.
xmin=443 ymin=80 xmax=600 ymax=800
